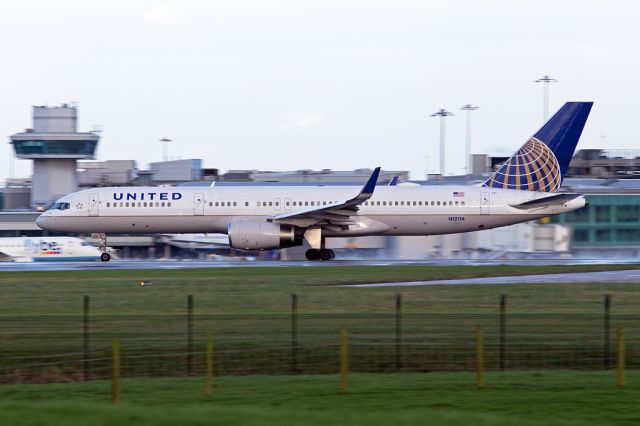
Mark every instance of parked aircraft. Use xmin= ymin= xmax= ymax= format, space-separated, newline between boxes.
xmin=37 ymin=102 xmax=593 ymax=261
xmin=0 ymin=237 xmax=101 ymax=262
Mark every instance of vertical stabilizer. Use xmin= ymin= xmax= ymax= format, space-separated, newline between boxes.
xmin=483 ymin=102 xmax=593 ymax=192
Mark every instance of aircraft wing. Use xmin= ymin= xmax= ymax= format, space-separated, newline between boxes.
xmin=509 ymin=193 xmax=583 ymax=210
xmin=270 ymin=167 xmax=381 ymax=230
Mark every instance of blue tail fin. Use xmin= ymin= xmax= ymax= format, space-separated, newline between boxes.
xmin=483 ymin=102 xmax=593 ymax=192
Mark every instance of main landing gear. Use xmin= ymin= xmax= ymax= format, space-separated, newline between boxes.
xmin=95 ymin=233 xmax=111 ymax=262
xmin=305 ymin=248 xmax=335 ymax=261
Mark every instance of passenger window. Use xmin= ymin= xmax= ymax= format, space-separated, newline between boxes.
xmin=395 ymin=201 xmax=399 ymax=206
xmin=311 ymin=201 xmax=315 ymax=206
xmin=209 ymin=202 xmax=212 ymax=207
xmin=268 ymin=202 xmax=272 ymax=207
xmin=274 ymin=202 xmax=278 ymax=207
xmin=161 ymin=202 xmax=166 ymax=207
xmin=125 ymin=202 xmax=130 ymax=207
xmin=455 ymin=201 xmax=459 ymax=206
xmin=418 ymin=201 xmax=422 ymax=206
xmin=305 ymin=201 xmax=309 ymax=206
xmin=245 ymin=202 xmax=249 ymax=207
xmin=462 ymin=201 xmax=466 ymax=206
xmin=449 ymin=201 xmax=453 ymax=206
xmin=383 ymin=201 xmax=387 ymax=206
xmin=437 ymin=201 xmax=440 ymax=206
xmin=106 ymin=202 xmax=110 ymax=207
xmin=215 ymin=202 xmax=219 ymax=207
xmin=233 ymin=202 xmax=237 ymax=206
xmin=168 ymin=202 xmax=171 ymax=207
xmin=430 ymin=201 xmax=434 ymax=206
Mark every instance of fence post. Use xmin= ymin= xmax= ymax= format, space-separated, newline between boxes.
xmin=499 ymin=294 xmax=507 ymax=371
xmin=83 ymin=295 xmax=90 ymax=381
xmin=112 ymin=339 xmax=120 ymax=403
xmin=204 ymin=333 xmax=213 ymax=397
xmin=395 ymin=293 xmax=402 ymax=371
xmin=617 ymin=324 xmax=625 ymax=388
xmin=476 ymin=325 xmax=485 ymax=389
xmin=291 ymin=293 xmax=298 ymax=374
xmin=187 ymin=294 xmax=194 ymax=376
xmin=340 ymin=326 xmax=349 ymax=392
xmin=604 ymin=294 xmax=611 ymax=370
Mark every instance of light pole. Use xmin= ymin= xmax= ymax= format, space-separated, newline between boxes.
xmin=535 ymin=75 xmax=557 ymax=122
xmin=430 ymin=109 xmax=454 ymax=177
xmin=159 ymin=137 xmax=172 ymax=161
xmin=460 ymin=104 xmax=479 ymax=175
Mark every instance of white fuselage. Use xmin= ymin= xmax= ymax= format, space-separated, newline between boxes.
xmin=0 ymin=237 xmax=101 ymax=262
xmin=36 ymin=185 xmax=586 ymax=237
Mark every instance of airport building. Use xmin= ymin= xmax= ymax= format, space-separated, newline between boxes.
xmin=10 ymin=105 xmax=100 ymax=209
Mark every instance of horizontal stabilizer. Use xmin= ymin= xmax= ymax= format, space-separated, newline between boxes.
xmin=509 ymin=193 xmax=582 ymax=210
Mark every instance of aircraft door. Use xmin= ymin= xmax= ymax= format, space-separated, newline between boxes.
xmin=89 ymin=193 xmax=99 ymax=217
xmin=194 ymin=193 xmax=204 ymax=216
xmin=284 ymin=198 xmax=292 ymax=211
xmin=480 ymin=192 xmax=490 ymax=215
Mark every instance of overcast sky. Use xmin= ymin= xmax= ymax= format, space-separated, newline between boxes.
xmin=1 ymin=0 xmax=638 ymax=181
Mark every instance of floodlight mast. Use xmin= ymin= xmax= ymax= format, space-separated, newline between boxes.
xmin=160 ymin=137 xmax=172 ymax=162
xmin=460 ymin=104 xmax=479 ymax=175
xmin=430 ymin=109 xmax=454 ymax=177
xmin=535 ymin=75 xmax=557 ymax=122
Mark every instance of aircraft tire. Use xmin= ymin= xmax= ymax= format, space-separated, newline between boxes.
xmin=305 ymin=249 xmax=320 ymax=261
xmin=100 ymin=252 xmax=111 ymax=262
xmin=319 ymin=249 xmax=333 ymax=261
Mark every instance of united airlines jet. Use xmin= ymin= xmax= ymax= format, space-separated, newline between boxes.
xmin=37 ymin=102 xmax=593 ymax=261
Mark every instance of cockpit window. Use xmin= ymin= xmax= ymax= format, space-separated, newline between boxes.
xmin=52 ymin=202 xmax=71 ymax=210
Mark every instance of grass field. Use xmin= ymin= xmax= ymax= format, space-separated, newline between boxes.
xmin=1 ymin=264 xmax=640 ymax=316
xmin=2 ymin=264 xmax=640 ymax=424
xmin=1 ymin=371 xmax=639 ymax=426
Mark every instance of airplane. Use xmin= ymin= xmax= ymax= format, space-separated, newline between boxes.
xmin=37 ymin=102 xmax=593 ymax=262
xmin=0 ymin=236 xmax=101 ymax=262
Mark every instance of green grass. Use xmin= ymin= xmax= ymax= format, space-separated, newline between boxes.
xmin=1 ymin=264 xmax=639 ymax=316
xmin=2 ymin=264 xmax=640 ymax=380
xmin=1 ymin=371 xmax=639 ymax=426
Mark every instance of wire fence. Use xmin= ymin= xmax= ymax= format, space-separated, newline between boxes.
xmin=0 ymin=293 xmax=636 ymax=384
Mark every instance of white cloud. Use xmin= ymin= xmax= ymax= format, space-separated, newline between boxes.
xmin=279 ymin=112 xmax=325 ymax=129
xmin=143 ymin=2 xmax=182 ymax=27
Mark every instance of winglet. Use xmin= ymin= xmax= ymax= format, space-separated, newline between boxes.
xmin=388 ymin=176 xmax=399 ymax=186
xmin=361 ymin=167 xmax=381 ymax=196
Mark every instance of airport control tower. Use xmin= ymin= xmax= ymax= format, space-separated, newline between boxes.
xmin=10 ymin=105 xmax=100 ymax=208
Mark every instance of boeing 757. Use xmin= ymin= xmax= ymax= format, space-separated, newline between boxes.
xmin=37 ymin=102 xmax=593 ymax=261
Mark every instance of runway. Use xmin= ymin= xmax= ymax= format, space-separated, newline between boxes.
xmin=0 ymin=258 xmax=638 ymax=274
xmin=347 ymin=269 xmax=640 ymax=287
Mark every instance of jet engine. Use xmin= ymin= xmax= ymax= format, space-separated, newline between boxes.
xmin=227 ymin=220 xmax=302 ymax=250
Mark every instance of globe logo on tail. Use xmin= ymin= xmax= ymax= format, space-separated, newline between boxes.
xmin=484 ymin=137 xmax=561 ymax=192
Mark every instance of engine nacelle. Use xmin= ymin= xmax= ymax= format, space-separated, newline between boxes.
xmin=228 ymin=220 xmax=302 ymax=250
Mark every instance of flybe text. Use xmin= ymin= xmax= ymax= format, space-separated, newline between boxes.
xmin=113 ymin=192 xmax=183 ymax=201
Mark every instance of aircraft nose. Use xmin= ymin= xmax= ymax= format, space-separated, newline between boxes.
xmin=36 ymin=214 xmax=50 ymax=230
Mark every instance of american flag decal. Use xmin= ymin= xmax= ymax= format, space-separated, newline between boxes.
xmin=453 ymin=192 xmax=464 ymax=197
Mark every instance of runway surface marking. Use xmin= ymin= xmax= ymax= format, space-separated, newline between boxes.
xmin=346 ymin=270 xmax=640 ymax=287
